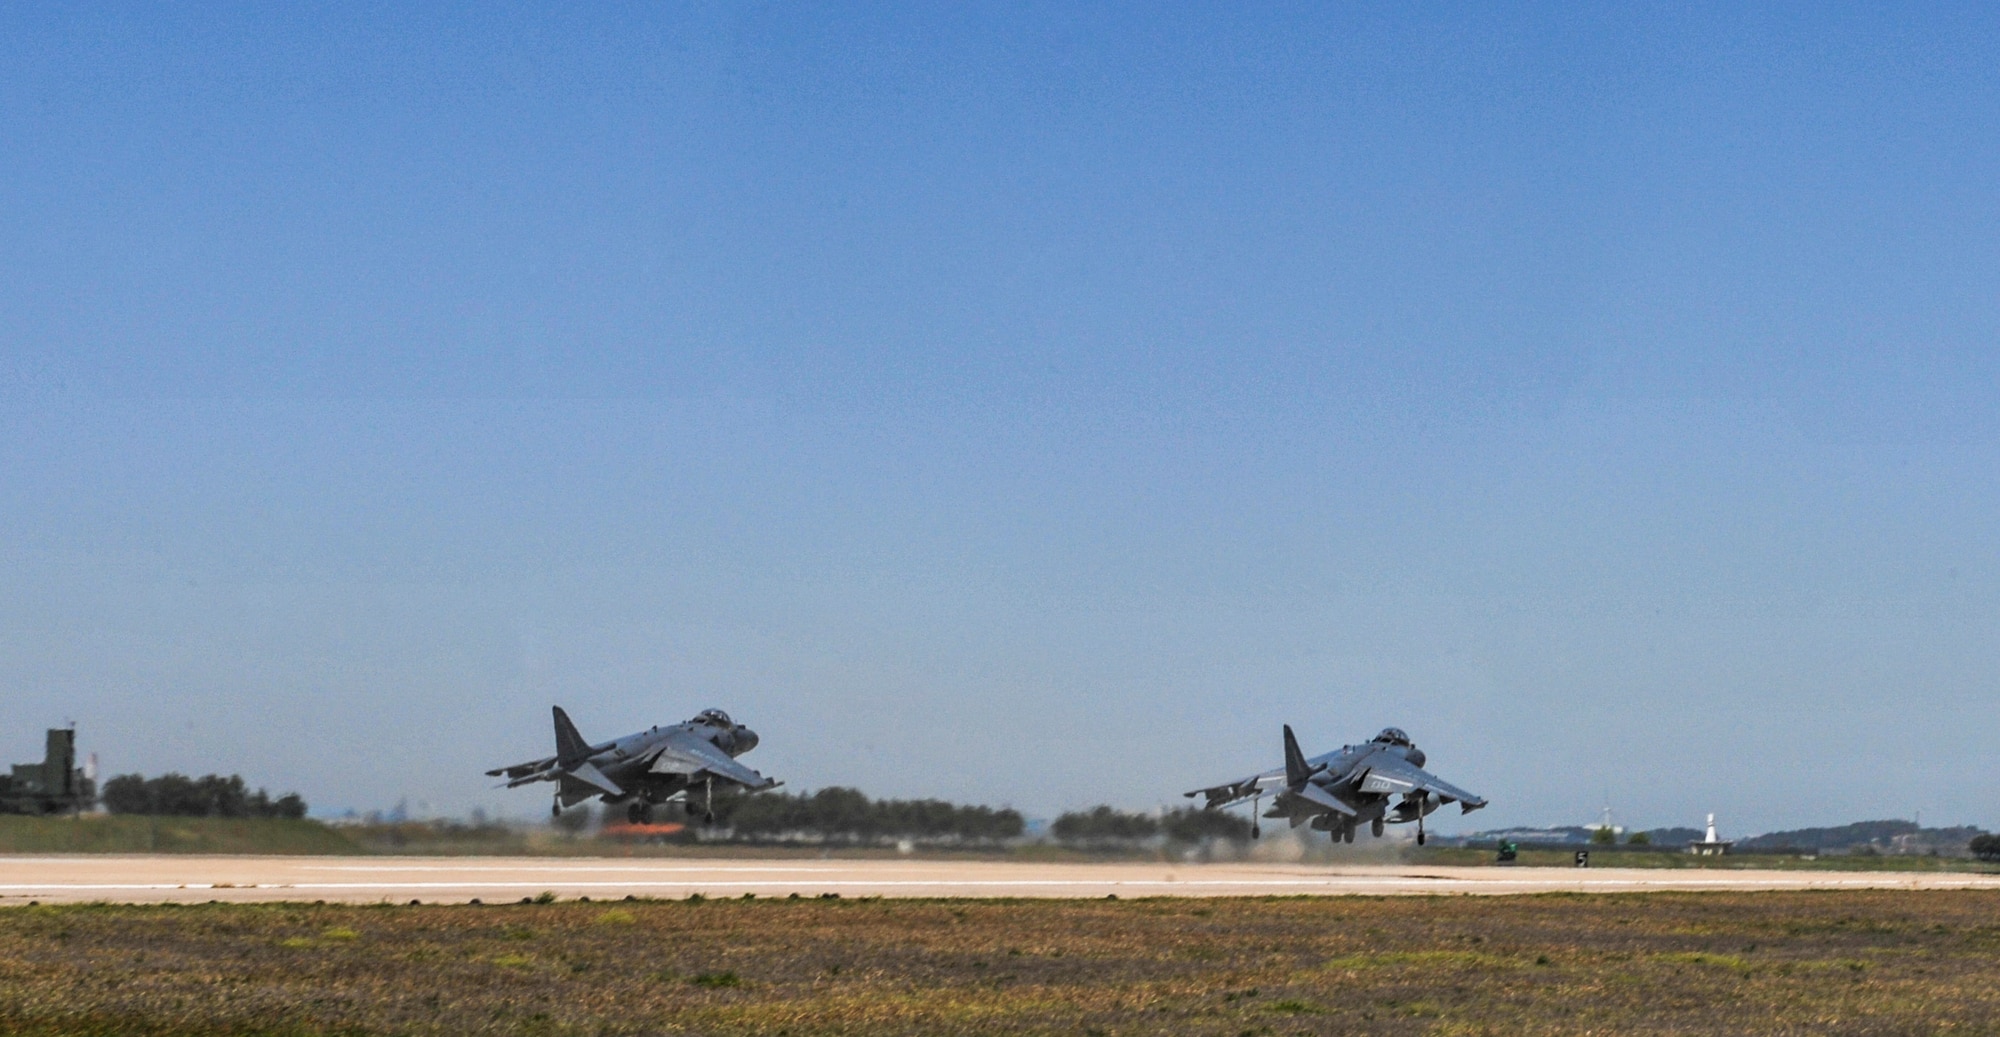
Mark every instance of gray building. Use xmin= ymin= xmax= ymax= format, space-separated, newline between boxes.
xmin=0 ymin=728 xmax=92 ymax=815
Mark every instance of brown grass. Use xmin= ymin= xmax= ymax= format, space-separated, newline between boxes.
xmin=4 ymin=891 xmax=1999 ymax=1035
xmin=0 ymin=815 xmax=359 ymax=855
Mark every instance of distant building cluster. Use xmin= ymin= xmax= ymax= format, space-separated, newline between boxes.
xmin=0 ymin=729 xmax=93 ymax=816
xmin=2 ymin=725 xmax=306 ymax=820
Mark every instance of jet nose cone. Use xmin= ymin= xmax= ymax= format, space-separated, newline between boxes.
xmin=734 ymin=726 xmax=759 ymax=752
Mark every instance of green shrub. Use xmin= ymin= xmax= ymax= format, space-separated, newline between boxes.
xmin=100 ymin=773 xmax=306 ymax=818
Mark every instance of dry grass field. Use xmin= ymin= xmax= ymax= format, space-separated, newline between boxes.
xmin=4 ymin=891 xmax=1998 ymax=1036
xmin=0 ymin=816 xmax=360 ymax=855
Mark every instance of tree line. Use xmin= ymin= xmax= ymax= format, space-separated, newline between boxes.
xmin=1050 ymin=804 xmax=1253 ymax=846
xmin=707 ymin=786 xmax=1024 ymax=844
xmin=696 ymin=792 xmax=1249 ymax=846
xmin=99 ymin=773 xmax=308 ymax=819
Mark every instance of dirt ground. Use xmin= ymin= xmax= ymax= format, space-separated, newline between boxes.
xmin=5 ymin=890 xmax=1999 ymax=1035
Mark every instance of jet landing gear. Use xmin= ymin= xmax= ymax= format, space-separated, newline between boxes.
xmin=681 ymin=778 xmax=716 ymax=825
xmin=627 ymin=800 xmax=655 ymax=825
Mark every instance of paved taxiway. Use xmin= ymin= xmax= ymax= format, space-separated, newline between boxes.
xmin=4 ymin=856 xmax=1998 ymax=903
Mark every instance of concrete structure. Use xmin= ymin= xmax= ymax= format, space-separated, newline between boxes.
xmin=1687 ymin=812 xmax=1733 ymax=856
xmin=0 ymin=729 xmax=91 ymax=816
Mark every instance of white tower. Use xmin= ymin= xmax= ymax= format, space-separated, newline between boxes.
xmin=1689 ymin=812 xmax=1731 ymax=855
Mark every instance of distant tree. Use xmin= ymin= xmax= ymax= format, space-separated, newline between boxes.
xmin=551 ymin=802 xmax=594 ymax=835
xmin=1591 ymin=827 xmax=1617 ymax=845
xmin=707 ymin=786 xmax=1023 ymax=844
xmin=1970 ymin=834 xmax=2000 ymax=862
xmin=1739 ymin=820 xmax=1918 ymax=853
xmin=196 ymin=775 xmax=250 ymax=816
xmin=1052 ymin=806 xmax=1158 ymax=845
xmin=151 ymin=774 xmax=205 ymax=815
xmin=1626 ymin=831 xmax=1652 ymax=846
xmin=100 ymin=774 xmax=150 ymax=814
xmin=1160 ymin=807 xmax=1253 ymax=844
xmin=98 ymin=772 xmax=308 ymax=818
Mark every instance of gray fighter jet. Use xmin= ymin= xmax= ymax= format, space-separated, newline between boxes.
xmin=1186 ymin=725 xmax=1486 ymax=845
xmin=487 ymin=706 xmax=779 ymax=824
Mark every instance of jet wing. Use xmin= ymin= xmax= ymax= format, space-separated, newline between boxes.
xmin=1184 ymin=770 xmax=1288 ymax=810
xmin=561 ymin=761 xmax=624 ymax=797
xmin=1353 ymin=754 xmax=1488 ymax=812
xmin=485 ymin=756 xmax=557 ymax=780
xmin=646 ymin=732 xmax=777 ymax=791
xmin=1287 ymin=780 xmax=1357 ymax=816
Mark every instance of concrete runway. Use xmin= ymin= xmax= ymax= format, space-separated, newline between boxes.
xmin=4 ymin=856 xmax=1998 ymax=904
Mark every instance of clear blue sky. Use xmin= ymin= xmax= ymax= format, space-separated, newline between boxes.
xmin=3 ymin=4 xmax=1996 ymax=833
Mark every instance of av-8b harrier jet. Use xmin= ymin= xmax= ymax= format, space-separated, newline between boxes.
xmin=488 ymin=707 xmax=779 ymax=824
xmin=1186 ymin=725 xmax=1486 ymax=845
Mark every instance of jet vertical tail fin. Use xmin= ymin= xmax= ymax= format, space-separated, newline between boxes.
xmin=1282 ymin=724 xmax=1312 ymax=787
xmin=553 ymin=706 xmax=590 ymax=767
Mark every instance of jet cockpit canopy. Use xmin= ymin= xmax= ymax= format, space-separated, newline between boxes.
xmin=1372 ymin=727 xmax=1413 ymax=747
xmin=692 ymin=708 xmax=734 ymax=727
